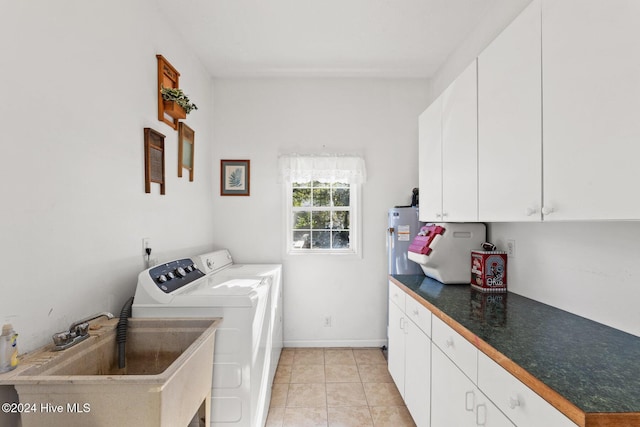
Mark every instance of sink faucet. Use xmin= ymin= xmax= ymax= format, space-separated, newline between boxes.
xmin=52 ymin=312 xmax=114 ymax=351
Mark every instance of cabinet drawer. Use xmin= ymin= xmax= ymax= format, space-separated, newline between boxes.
xmin=478 ymin=352 xmax=577 ymax=427
xmin=388 ymin=281 xmax=406 ymax=311
xmin=405 ymin=296 xmax=432 ymax=338
xmin=432 ymin=315 xmax=478 ymax=383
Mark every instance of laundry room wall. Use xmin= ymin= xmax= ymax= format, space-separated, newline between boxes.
xmin=0 ymin=0 xmax=216 ymax=354
xmin=211 ymin=78 xmax=430 ymax=346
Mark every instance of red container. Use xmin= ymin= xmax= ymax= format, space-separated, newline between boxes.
xmin=471 ymin=251 xmax=507 ymax=292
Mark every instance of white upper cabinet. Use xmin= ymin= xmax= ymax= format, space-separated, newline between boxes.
xmin=419 ymin=97 xmax=443 ymax=222
xmin=542 ymin=0 xmax=640 ymax=220
xmin=420 ymin=60 xmax=478 ymax=223
xmin=478 ymin=0 xmax=542 ymax=222
xmin=441 ymin=60 xmax=478 ymax=222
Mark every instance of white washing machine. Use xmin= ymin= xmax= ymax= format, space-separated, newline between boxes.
xmin=133 ymin=250 xmax=283 ymax=427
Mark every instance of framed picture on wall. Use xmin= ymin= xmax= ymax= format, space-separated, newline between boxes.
xmin=220 ymin=159 xmax=250 ymax=196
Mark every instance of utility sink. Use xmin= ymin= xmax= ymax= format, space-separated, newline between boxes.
xmin=2 ymin=317 xmax=221 ymax=427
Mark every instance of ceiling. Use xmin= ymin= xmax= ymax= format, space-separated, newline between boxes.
xmin=156 ymin=0 xmax=502 ymax=78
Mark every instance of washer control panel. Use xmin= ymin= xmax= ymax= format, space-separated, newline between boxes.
xmin=148 ymin=258 xmax=204 ymax=293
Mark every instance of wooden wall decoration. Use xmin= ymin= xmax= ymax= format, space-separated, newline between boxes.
xmin=144 ymin=128 xmax=166 ymax=194
xmin=178 ymin=122 xmax=195 ymax=181
xmin=156 ymin=55 xmax=182 ymax=130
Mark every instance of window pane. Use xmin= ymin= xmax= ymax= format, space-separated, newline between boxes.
xmin=293 ymin=212 xmax=311 ymax=229
xmin=312 ymin=231 xmax=331 ymax=249
xmin=332 ymin=231 xmax=350 ymax=248
xmin=332 ymin=181 xmax=349 ymax=188
xmin=332 ymin=211 xmax=350 ymax=229
xmin=292 ymin=180 xmax=311 ymax=188
xmin=313 ymin=188 xmax=330 ymax=206
xmin=313 ymin=180 xmax=329 ymax=188
xmin=332 ymin=188 xmax=350 ymax=207
xmin=312 ymin=211 xmax=331 ymax=229
xmin=293 ymin=188 xmax=311 ymax=207
xmin=292 ymin=231 xmax=311 ymax=249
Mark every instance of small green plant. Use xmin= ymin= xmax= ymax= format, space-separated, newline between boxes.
xmin=160 ymin=87 xmax=198 ymax=114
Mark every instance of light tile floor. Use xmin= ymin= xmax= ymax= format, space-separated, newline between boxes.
xmin=267 ymin=348 xmax=417 ymax=427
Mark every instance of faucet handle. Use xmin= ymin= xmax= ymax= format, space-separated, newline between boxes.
xmin=73 ymin=322 xmax=90 ymax=337
xmin=52 ymin=331 xmax=72 ymax=346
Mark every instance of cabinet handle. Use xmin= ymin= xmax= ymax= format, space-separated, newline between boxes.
xmin=525 ymin=207 xmax=537 ymax=216
xmin=436 ymin=213 xmax=442 ymax=219
xmin=442 ymin=212 xmax=448 ymax=218
xmin=508 ymin=396 xmax=521 ymax=409
xmin=399 ymin=317 xmax=405 ymax=330
xmin=412 ymin=309 xmax=419 ymax=316
xmin=542 ymin=206 xmax=554 ymax=215
xmin=445 ymin=338 xmax=454 ymax=348
xmin=476 ymin=403 xmax=487 ymax=426
xmin=465 ymin=390 xmax=475 ymax=412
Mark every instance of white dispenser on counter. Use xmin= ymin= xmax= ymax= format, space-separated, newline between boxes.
xmin=407 ymin=223 xmax=486 ymax=284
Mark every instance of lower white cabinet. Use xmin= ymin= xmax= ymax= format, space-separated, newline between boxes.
xmin=388 ymin=298 xmax=406 ymax=397
xmin=388 ymin=280 xmax=579 ymax=427
xmin=404 ymin=319 xmax=431 ymax=427
xmin=388 ymin=282 xmax=431 ymax=426
xmin=432 ymin=315 xmax=478 ymax=382
xmin=432 ymin=345 xmax=514 ymax=427
xmin=478 ymin=352 xmax=576 ymax=427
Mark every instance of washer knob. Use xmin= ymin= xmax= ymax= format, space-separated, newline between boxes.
xmin=157 ymin=274 xmax=168 ymax=283
xmin=176 ymin=267 xmax=187 ymax=278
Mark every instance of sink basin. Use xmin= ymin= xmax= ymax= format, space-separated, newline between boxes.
xmin=2 ymin=317 xmax=221 ymax=427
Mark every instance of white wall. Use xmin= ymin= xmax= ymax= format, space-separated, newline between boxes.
xmin=211 ymin=78 xmax=430 ymax=346
xmin=430 ymin=0 xmax=640 ymax=337
xmin=0 ymin=0 xmax=216 ymax=353
xmin=490 ymin=223 xmax=640 ymax=337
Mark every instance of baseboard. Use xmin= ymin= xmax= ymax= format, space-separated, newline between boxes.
xmin=283 ymin=339 xmax=387 ymax=348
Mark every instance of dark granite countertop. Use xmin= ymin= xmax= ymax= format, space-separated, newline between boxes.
xmin=391 ymin=274 xmax=640 ymax=415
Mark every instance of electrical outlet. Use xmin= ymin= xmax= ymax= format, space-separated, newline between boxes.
xmin=323 ymin=316 xmax=332 ymax=327
xmin=507 ymin=239 xmax=516 ymax=258
xmin=142 ymin=238 xmax=151 ymax=254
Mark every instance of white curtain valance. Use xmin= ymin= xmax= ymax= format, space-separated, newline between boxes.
xmin=278 ymin=154 xmax=367 ymax=184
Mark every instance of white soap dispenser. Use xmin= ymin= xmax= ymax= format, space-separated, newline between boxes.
xmin=0 ymin=324 xmax=18 ymax=373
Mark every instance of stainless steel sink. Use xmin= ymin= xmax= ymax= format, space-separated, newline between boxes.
xmin=1 ymin=317 xmax=221 ymax=427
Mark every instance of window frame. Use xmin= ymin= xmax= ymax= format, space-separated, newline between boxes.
xmin=284 ymin=180 xmax=361 ymax=256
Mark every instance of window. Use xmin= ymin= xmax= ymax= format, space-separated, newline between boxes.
xmin=279 ymin=155 xmax=366 ymax=255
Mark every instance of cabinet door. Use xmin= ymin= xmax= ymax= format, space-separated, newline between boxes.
xmin=405 ymin=319 xmax=431 ymax=427
xmin=387 ymin=299 xmax=406 ymax=398
xmin=432 ymin=315 xmax=478 ymax=382
xmin=441 ymin=60 xmax=478 ymax=222
xmin=431 ymin=344 xmax=475 ymax=427
xmin=478 ymin=0 xmax=542 ymax=222
xmin=542 ymin=0 xmax=640 ymax=220
xmin=474 ymin=389 xmax=516 ymax=427
xmin=478 ymin=352 xmax=577 ymax=427
xmin=418 ymin=97 xmax=443 ymax=222
xmin=433 ymin=345 xmax=514 ymax=427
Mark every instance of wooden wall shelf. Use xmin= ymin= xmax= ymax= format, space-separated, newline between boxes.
xmin=157 ymin=55 xmax=181 ymax=130
xmin=163 ymin=100 xmax=186 ymax=120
